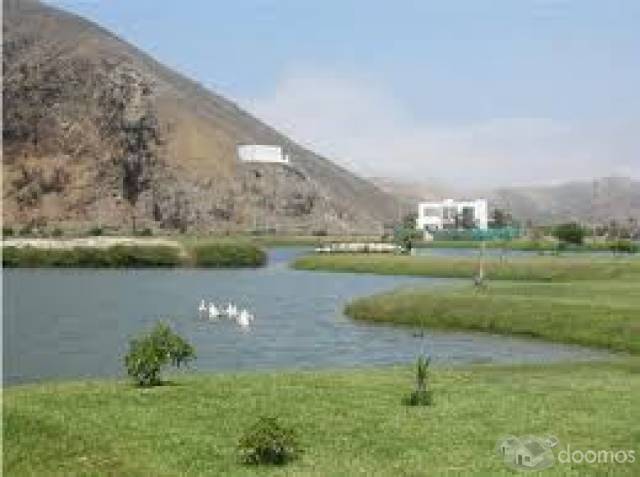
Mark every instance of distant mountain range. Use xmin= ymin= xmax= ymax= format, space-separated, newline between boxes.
xmin=2 ymin=0 xmax=398 ymax=234
xmin=371 ymin=176 xmax=640 ymax=226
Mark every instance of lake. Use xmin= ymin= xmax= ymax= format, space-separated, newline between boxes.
xmin=2 ymin=247 xmax=611 ymax=385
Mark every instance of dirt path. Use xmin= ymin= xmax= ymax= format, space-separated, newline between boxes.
xmin=2 ymin=236 xmax=183 ymax=251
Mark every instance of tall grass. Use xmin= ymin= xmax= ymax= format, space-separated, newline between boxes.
xmin=412 ymin=239 xmax=638 ymax=252
xmin=345 ymin=280 xmax=640 ymax=354
xmin=188 ymin=243 xmax=266 ymax=267
xmin=2 ymin=245 xmax=182 ymax=268
xmin=293 ymin=254 xmax=640 ymax=281
xmin=2 ymin=242 xmax=267 ymax=268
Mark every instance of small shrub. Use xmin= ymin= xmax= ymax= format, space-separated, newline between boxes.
xmin=238 ymin=416 xmax=301 ymax=465
xmin=18 ymin=224 xmax=33 ymax=236
xmin=609 ymin=239 xmax=638 ymax=254
xmin=553 ymin=223 xmax=585 ymax=245
xmin=3 ymin=226 xmax=14 ymax=237
xmin=87 ymin=226 xmax=103 ymax=236
xmin=51 ymin=228 xmax=64 ymax=237
xmin=136 ymin=228 xmax=154 ymax=237
xmin=124 ymin=323 xmax=195 ymax=386
xmin=403 ymin=355 xmax=432 ymax=406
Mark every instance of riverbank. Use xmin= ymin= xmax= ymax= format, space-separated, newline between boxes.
xmin=2 ymin=238 xmax=266 ymax=268
xmin=412 ymin=239 xmax=639 ymax=252
xmin=346 ymin=280 xmax=640 ymax=354
xmin=293 ymin=253 xmax=640 ymax=281
xmin=4 ymin=360 xmax=638 ymax=476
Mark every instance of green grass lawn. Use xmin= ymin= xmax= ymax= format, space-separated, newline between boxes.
xmin=4 ymin=361 xmax=639 ymax=476
xmin=345 ymin=280 xmax=640 ymax=354
xmin=293 ymin=253 xmax=640 ymax=281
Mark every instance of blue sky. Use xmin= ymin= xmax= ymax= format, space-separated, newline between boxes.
xmin=47 ymin=0 xmax=639 ymax=186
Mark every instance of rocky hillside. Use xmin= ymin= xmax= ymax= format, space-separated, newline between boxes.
xmin=2 ymin=0 xmax=398 ymax=234
xmin=371 ymin=176 xmax=640 ymax=226
xmin=489 ymin=177 xmax=640 ymax=226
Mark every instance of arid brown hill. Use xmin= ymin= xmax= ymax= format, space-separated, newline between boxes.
xmin=3 ymin=0 xmax=398 ymax=234
xmin=371 ymin=176 xmax=640 ymax=227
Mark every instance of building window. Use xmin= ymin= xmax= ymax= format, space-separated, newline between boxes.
xmin=423 ymin=207 xmax=441 ymax=218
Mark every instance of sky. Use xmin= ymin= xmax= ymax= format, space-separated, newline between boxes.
xmin=47 ymin=0 xmax=640 ymax=187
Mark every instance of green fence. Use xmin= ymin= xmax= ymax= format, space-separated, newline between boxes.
xmin=431 ymin=227 xmax=522 ymax=241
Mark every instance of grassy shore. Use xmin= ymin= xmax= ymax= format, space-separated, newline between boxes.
xmin=293 ymin=253 xmax=640 ymax=281
xmin=187 ymin=243 xmax=267 ymax=267
xmin=4 ymin=360 xmax=639 ymax=476
xmin=2 ymin=242 xmax=266 ymax=268
xmin=412 ymin=239 xmax=639 ymax=252
xmin=177 ymin=234 xmax=391 ymax=247
xmin=346 ymin=280 xmax=640 ymax=354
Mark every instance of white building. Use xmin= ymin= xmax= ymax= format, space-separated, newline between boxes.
xmin=416 ymin=199 xmax=488 ymax=235
xmin=237 ymin=144 xmax=290 ymax=164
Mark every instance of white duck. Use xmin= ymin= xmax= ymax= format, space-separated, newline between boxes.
xmin=237 ymin=309 xmax=252 ymax=329
xmin=226 ymin=303 xmax=238 ymax=319
xmin=198 ymin=299 xmax=207 ymax=318
xmin=208 ymin=302 xmax=220 ymax=320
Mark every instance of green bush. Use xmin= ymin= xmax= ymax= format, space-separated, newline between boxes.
xmin=124 ymin=323 xmax=195 ymax=386
xmin=51 ymin=228 xmax=64 ymax=237
xmin=190 ymin=243 xmax=267 ymax=267
xmin=136 ymin=228 xmax=154 ymax=237
xmin=609 ymin=240 xmax=638 ymax=254
xmin=553 ymin=223 xmax=586 ymax=245
xmin=403 ymin=355 xmax=432 ymax=406
xmin=3 ymin=226 xmax=14 ymax=237
xmin=87 ymin=226 xmax=104 ymax=236
xmin=238 ymin=417 xmax=302 ymax=465
xmin=18 ymin=225 xmax=33 ymax=236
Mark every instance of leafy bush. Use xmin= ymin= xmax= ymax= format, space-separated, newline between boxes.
xmin=403 ymin=355 xmax=432 ymax=406
xmin=3 ymin=226 xmax=14 ymax=237
xmin=609 ymin=240 xmax=638 ymax=254
xmin=238 ymin=417 xmax=301 ymax=465
xmin=18 ymin=224 xmax=33 ymax=236
xmin=87 ymin=226 xmax=103 ymax=236
xmin=51 ymin=228 xmax=64 ymax=237
xmin=190 ymin=243 xmax=267 ymax=267
xmin=135 ymin=227 xmax=154 ymax=237
xmin=553 ymin=223 xmax=586 ymax=245
xmin=124 ymin=323 xmax=195 ymax=386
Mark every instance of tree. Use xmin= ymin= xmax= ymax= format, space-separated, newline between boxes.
xmin=553 ymin=222 xmax=586 ymax=245
xmin=401 ymin=212 xmax=418 ymax=230
xmin=491 ymin=208 xmax=513 ymax=228
xmin=124 ymin=323 xmax=195 ymax=386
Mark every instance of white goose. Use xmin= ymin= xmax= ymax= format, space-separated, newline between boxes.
xmin=237 ymin=309 xmax=252 ymax=329
xmin=226 ymin=303 xmax=239 ymax=319
xmin=198 ymin=299 xmax=207 ymax=318
xmin=208 ymin=302 xmax=220 ymax=320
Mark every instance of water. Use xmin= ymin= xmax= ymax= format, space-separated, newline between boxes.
xmin=3 ymin=247 xmax=611 ymax=385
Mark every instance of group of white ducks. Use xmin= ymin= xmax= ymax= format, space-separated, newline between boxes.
xmin=198 ymin=299 xmax=254 ymax=329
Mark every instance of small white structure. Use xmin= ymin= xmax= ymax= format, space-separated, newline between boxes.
xmin=237 ymin=144 xmax=289 ymax=164
xmin=416 ymin=199 xmax=488 ymax=236
xmin=315 ymin=243 xmax=401 ymax=254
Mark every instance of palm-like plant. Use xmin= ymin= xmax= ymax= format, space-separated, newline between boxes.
xmin=404 ymin=354 xmax=432 ymax=406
